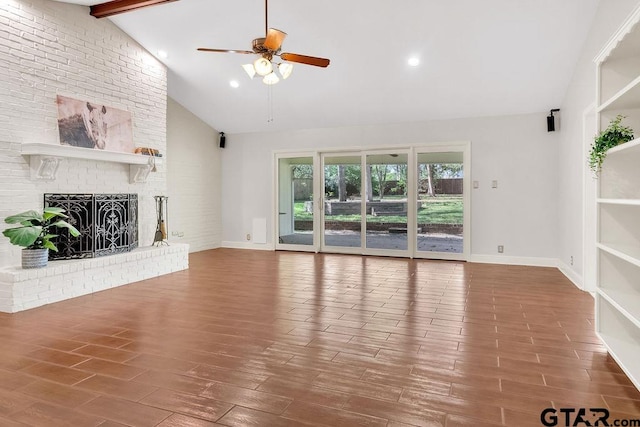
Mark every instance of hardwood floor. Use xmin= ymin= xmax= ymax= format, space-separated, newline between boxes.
xmin=0 ymin=248 xmax=639 ymax=426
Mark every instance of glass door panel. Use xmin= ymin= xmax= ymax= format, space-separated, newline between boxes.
xmin=323 ymin=155 xmax=362 ymax=249
xmin=365 ymin=153 xmax=409 ymax=251
xmin=416 ymin=152 xmax=464 ymax=255
xmin=277 ymin=156 xmax=315 ymax=248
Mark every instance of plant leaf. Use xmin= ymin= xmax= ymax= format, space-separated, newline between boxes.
xmin=4 ymin=210 xmax=43 ymax=225
xmin=2 ymin=226 xmax=41 ymax=247
xmin=49 ymin=220 xmax=80 ymax=237
xmin=589 ymin=114 xmax=635 ymax=174
xmin=43 ymin=206 xmax=68 ymax=221
xmin=42 ymin=240 xmax=58 ymax=251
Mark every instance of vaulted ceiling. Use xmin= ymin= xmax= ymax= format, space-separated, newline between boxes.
xmin=54 ymin=0 xmax=600 ymax=134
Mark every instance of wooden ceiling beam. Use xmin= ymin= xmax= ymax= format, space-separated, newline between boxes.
xmin=90 ymin=0 xmax=179 ymax=19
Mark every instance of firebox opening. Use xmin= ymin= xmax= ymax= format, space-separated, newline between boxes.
xmin=44 ymin=193 xmax=138 ymax=260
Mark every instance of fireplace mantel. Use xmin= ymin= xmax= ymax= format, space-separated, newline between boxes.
xmin=21 ymin=143 xmax=163 ymax=183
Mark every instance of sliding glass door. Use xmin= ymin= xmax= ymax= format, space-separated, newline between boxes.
xmin=275 ymin=143 xmax=470 ymax=260
xmin=365 ymin=152 xmax=409 ymax=254
xmin=322 ymin=154 xmax=363 ymax=252
xmin=320 ymin=151 xmax=410 ymax=257
xmin=414 ymin=148 xmax=470 ymax=260
xmin=275 ymin=154 xmax=317 ymax=251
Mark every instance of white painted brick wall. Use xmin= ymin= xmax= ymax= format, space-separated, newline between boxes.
xmin=166 ymin=97 xmax=222 ymax=252
xmin=0 ymin=243 xmax=189 ymax=313
xmin=0 ymin=0 xmax=167 ymax=267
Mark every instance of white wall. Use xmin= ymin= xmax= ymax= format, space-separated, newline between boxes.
xmin=557 ymin=0 xmax=640 ymax=289
xmin=221 ymin=113 xmax=560 ymax=263
xmin=0 ymin=0 xmax=167 ymax=267
xmin=166 ymin=97 xmax=222 ymax=252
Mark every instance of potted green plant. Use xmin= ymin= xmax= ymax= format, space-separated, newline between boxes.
xmin=589 ymin=115 xmax=635 ymax=174
xmin=2 ymin=207 xmax=80 ymax=269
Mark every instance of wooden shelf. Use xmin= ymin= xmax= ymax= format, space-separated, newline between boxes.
xmin=598 ymin=75 xmax=640 ymax=112
xmin=598 ymin=288 xmax=640 ymax=329
xmin=604 ymin=136 xmax=640 ymax=156
xmin=21 ymin=143 xmax=162 ymax=165
xmin=597 ymin=198 xmax=640 ymax=206
xmin=595 ymin=3 xmax=640 ymax=393
xmin=597 ymin=242 xmax=640 ymax=269
xmin=596 ymin=329 xmax=640 ymax=390
xmin=21 ymin=143 xmax=162 ymax=183
xmin=598 ymin=145 xmax=640 ymax=199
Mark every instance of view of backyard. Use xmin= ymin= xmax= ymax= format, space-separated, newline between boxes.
xmin=294 ymin=196 xmax=463 ymax=224
xmin=279 ymin=156 xmax=465 ymax=253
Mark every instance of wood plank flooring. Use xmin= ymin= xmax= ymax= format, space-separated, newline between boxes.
xmin=0 ymin=248 xmax=639 ymax=426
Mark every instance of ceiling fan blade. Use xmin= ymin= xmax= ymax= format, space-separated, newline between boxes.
xmin=264 ymin=28 xmax=287 ymax=51
xmin=280 ymin=53 xmax=330 ymax=68
xmin=197 ymin=48 xmax=255 ymax=54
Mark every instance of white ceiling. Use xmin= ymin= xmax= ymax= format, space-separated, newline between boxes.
xmin=55 ymin=0 xmax=600 ymax=134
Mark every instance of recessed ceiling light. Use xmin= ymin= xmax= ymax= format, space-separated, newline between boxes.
xmin=230 ymin=80 xmax=240 ymax=88
xmin=157 ymin=50 xmax=168 ymax=59
xmin=408 ymin=57 xmax=420 ymax=67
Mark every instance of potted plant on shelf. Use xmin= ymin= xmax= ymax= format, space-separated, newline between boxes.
xmin=2 ymin=207 xmax=80 ymax=269
xmin=589 ymin=115 xmax=635 ymax=174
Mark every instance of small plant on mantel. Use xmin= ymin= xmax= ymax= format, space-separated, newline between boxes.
xmin=2 ymin=207 xmax=80 ymax=269
xmin=589 ymin=115 xmax=635 ymax=174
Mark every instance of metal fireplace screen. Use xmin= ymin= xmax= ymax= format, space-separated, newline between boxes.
xmin=44 ymin=193 xmax=138 ymax=260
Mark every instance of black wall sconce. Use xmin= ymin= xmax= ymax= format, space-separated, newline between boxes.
xmin=219 ymin=131 xmax=226 ymax=148
xmin=547 ymin=109 xmax=560 ymax=132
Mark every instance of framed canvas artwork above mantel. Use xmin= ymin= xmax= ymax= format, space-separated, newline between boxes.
xmin=56 ymin=95 xmax=135 ymax=154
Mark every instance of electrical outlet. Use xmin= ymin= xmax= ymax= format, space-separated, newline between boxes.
xmin=570 ymin=256 xmax=574 ymax=266
xmin=246 ymin=233 xmax=251 ymax=241
xmin=498 ymin=245 xmax=504 ymax=253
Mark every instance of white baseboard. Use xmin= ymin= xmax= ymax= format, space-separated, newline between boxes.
xmin=464 ymin=255 xmax=588 ymax=293
xmin=216 ymin=246 xmax=586 ymax=293
xmin=188 ymin=244 xmax=222 ymax=253
xmin=182 ymin=243 xmax=222 ymax=253
xmin=556 ymin=260 xmax=584 ymax=291
xmin=221 ymin=241 xmax=274 ymax=251
xmin=468 ymin=254 xmax=558 ymax=267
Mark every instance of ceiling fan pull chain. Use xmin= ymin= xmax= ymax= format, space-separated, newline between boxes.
xmin=267 ymin=84 xmax=274 ymax=123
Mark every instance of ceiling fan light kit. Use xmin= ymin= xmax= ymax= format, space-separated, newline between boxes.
xmin=197 ymin=0 xmax=329 ymax=86
xmin=242 ymin=64 xmax=257 ymax=79
xmin=242 ymin=60 xmax=293 ymax=84
xmin=278 ymin=62 xmax=293 ymax=79
xmin=263 ymin=72 xmax=280 ymax=85
xmin=253 ymin=57 xmax=273 ymax=76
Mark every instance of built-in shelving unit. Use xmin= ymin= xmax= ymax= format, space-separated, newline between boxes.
xmin=21 ymin=143 xmax=162 ymax=183
xmin=594 ymin=4 xmax=640 ymax=391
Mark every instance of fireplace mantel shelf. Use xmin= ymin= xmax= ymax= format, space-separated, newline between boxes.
xmin=21 ymin=143 xmax=163 ymax=183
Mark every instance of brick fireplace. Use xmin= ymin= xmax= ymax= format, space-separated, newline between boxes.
xmin=0 ymin=0 xmax=191 ymax=313
xmin=0 ymin=243 xmax=188 ymax=313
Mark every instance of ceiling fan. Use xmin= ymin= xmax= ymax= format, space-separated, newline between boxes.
xmin=197 ymin=0 xmax=330 ymax=85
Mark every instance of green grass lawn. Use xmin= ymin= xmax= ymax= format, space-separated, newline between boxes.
xmin=294 ymin=197 xmax=463 ymax=224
